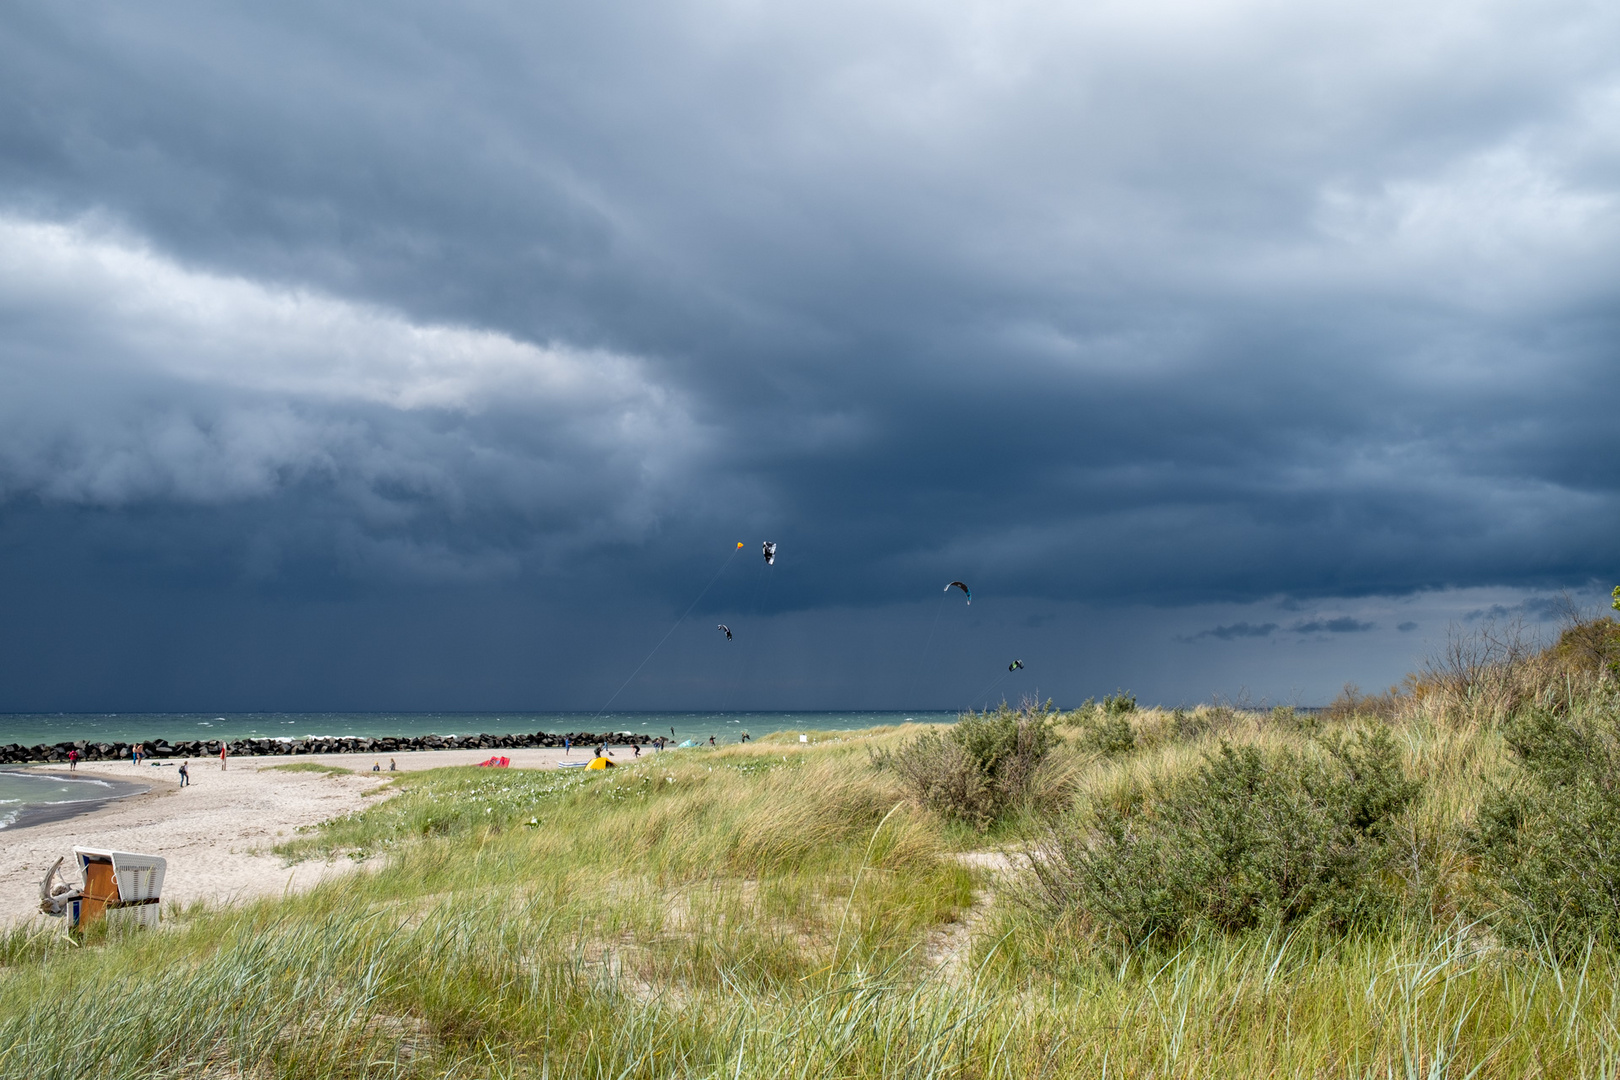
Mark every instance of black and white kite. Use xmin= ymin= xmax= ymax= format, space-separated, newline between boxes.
xmin=1008 ymin=660 xmax=1023 ymax=671
xmin=718 ymin=624 xmax=732 ymax=640
xmin=762 ymin=541 xmax=777 ymax=566
xmin=946 ymin=580 xmax=971 ymax=604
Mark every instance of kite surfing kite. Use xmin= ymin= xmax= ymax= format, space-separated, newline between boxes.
xmin=946 ymin=581 xmax=971 ymax=604
xmin=763 ymin=541 xmax=777 ymax=565
xmin=1009 ymin=660 xmax=1023 ymax=671
xmin=718 ymin=624 xmax=732 ymax=640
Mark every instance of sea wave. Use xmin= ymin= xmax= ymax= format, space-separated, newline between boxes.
xmin=0 ymin=771 xmax=113 ymax=789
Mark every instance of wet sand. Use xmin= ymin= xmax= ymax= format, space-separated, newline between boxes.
xmin=0 ymin=744 xmax=637 ymax=928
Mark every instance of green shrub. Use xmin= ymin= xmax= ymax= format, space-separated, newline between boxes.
xmin=1549 ymin=617 xmax=1620 ymax=678
xmin=1170 ymin=708 xmax=1199 ymax=739
xmin=1029 ymin=727 xmax=1420 ymax=946
xmin=1077 ymin=713 xmax=1136 ymax=757
xmin=1102 ymin=691 xmax=1137 ymax=715
xmin=876 ymin=701 xmax=1062 ymax=829
xmin=1470 ymin=694 xmax=1620 ymax=955
xmin=1168 ymin=706 xmax=1238 ymax=742
xmin=1069 ymin=691 xmax=1138 ymax=756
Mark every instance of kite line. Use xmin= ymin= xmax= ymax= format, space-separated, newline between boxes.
xmin=962 ymin=664 xmax=1019 ymax=714
xmin=726 ymin=541 xmax=780 ymax=713
xmin=594 ymin=543 xmax=744 ymax=719
xmin=904 ymin=592 xmax=949 ymax=708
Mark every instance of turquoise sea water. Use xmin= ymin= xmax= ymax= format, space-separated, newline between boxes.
xmin=0 ymin=770 xmax=123 ymax=829
xmin=0 ymin=711 xmax=955 ymax=750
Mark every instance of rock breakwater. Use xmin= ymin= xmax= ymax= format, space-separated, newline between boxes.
xmin=0 ymin=731 xmax=649 ymax=765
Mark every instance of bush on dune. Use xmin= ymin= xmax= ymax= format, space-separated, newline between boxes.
xmin=874 ymin=700 xmax=1064 ymax=830
xmin=1549 ymin=615 xmax=1620 ymax=679
xmin=1327 ymin=612 xmax=1620 ymax=728
xmin=1471 ymin=689 xmax=1620 ymax=955
xmin=1029 ymin=726 xmax=1421 ymax=947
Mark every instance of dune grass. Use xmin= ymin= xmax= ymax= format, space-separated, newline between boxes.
xmin=6 ymin=701 xmax=1620 ymax=1076
xmin=267 ymin=761 xmax=354 ymax=775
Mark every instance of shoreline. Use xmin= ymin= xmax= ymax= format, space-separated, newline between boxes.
xmin=6 ymin=730 xmax=683 ymax=768
xmin=0 ymin=769 xmax=152 ymax=833
xmin=0 ymin=712 xmax=946 ymax=766
xmin=0 ymin=743 xmax=665 ymax=929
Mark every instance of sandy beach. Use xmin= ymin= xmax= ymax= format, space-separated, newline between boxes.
xmin=0 ymin=744 xmax=613 ymax=929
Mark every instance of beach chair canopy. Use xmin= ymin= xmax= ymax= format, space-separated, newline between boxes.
xmin=73 ymin=847 xmax=166 ymax=930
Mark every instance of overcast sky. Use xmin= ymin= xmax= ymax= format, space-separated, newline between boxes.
xmin=1 ymin=0 xmax=1616 ymax=712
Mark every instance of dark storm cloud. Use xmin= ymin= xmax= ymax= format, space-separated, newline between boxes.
xmin=1462 ymin=597 xmax=1571 ymax=623
xmin=1178 ymin=622 xmax=1279 ymax=643
xmin=1180 ymin=615 xmax=1378 ymax=641
xmin=1291 ymin=618 xmax=1377 ymax=635
xmin=0 ymin=0 xmax=1618 ymax=707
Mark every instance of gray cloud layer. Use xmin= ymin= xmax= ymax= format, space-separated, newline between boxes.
xmin=0 ymin=0 xmax=1617 ymax=707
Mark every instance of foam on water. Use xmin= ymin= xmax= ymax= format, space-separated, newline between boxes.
xmin=0 ymin=770 xmax=118 ymax=830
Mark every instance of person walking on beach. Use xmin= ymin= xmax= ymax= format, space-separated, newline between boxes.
xmin=132 ymin=743 xmax=143 ymax=767
xmin=178 ymin=761 xmax=190 ymax=787
xmin=67 ymin=748 xmax=78 ymax=771
xmin=219 ymin=742 xmax=228 ymax=771
xmin=633 ymin=742 xmax=641 ymax=758
xmin=389 ymin=758 xmax=397 ymax=771
xmin=708 ymin=736 xmax=716 ymax=746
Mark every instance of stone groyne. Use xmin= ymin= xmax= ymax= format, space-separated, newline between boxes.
xmin=0 ymin=731 xmax=648 ymax=765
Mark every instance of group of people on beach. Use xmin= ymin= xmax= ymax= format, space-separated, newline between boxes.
xmin=128 ymin=740 xmax=231 ymax=788
xmin=65 ymin=740 xmax=223 ymax=776
xmin=563 ymin=732 xmax=750 ymax=762
xmin=70 ymin=731 xmax=757 ymax=785
xmin=127 ymin=742 xmax=227 ymax=770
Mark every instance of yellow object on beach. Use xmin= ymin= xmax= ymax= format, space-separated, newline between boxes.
xmin=587 ymin=757 xmax=612 ymax=770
